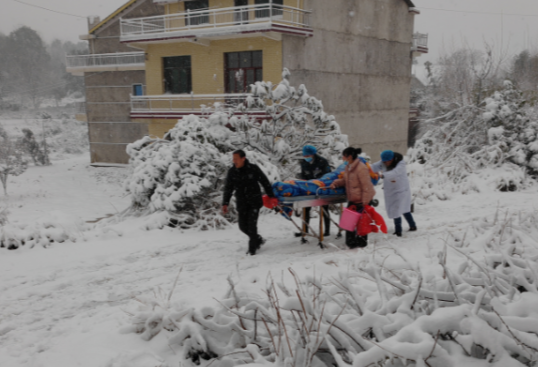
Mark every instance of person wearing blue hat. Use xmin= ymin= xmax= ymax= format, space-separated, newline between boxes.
xmin=371 ymin=150 xmax=417 ymax=237
xmin=296 ymin=145 xmax=332 ymax=237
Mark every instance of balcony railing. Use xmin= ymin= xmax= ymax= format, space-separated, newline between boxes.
xmin=130 ymin=93 xmax=267 ymax=118
xmin=120 ymin=4 xmax=312 ymax=43
xmin=412 ymin=33 xmax=428 ymax=54
xmin=65 ymin=52 xmax=145 ymax=73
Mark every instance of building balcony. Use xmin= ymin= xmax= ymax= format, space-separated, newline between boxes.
xmin=130 ymin=93 xmax=267 ymax=119
xmin=120 ymin=4 xmax=312 ymax=46
xmin=411 ymin=33 xmax=428 ymax=57
xmin=66 ymin=52 xmax=145 ymax=75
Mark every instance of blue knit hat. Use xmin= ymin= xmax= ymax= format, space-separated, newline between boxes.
xmin=302 ymin=145 xmax=317 ymax=156
xmin=381 ymin=150 xmax=394 ymax=162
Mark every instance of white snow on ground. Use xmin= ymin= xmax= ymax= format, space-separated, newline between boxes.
xmin=1 ymin=155 xmax=538 ymax=366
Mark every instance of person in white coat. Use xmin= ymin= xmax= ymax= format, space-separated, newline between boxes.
xmin=371 ymin=150 xmax=417 ymax=237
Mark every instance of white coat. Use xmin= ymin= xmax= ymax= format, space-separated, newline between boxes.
xmin=371 ymin=159 xmax=412 ymax=219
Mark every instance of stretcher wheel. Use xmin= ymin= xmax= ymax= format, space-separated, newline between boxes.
xmin=301 ymin=238 xmax=308 ymax=244
xmin=336 ymin=232 xmax=342 ymax=239
xmin=318 ymin=242 xmax=324 ymax=249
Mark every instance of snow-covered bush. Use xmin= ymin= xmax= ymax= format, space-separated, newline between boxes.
xmin=122 ymin=209 xmax=538 ymax=366
xmin=0 ymin=210 xmax=123 ymax=250
xmin=123 ymin=69 xmax=348 ymax=228
xmin=124 ymin=115 xmax=279 ymax=230
xmin=0 ymin=211 xmax=88 ymax=249
xmin=19 ymin=128 xmax=49 ymax=165
xmin=409 ymin=81 xmax=538 ymax=204
xmin=0 ymin=126 xmax=28 ymax=195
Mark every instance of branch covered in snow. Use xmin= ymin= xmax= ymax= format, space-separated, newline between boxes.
xmin=121 ymin=209 xmax=538 ymax=366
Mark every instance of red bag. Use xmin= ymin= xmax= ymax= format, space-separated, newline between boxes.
xmin=357 ymin=205 xmax=388 ymax=236
xmin=357 ymin=210 xmax=374 ymax=236
xmin=262 ymin=195 xmax=279 ymax=209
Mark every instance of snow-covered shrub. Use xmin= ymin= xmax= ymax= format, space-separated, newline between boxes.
xmin=0 ymin=126 xmax=28 ymax=195
xmin=124 ymin=115 xmax=279 ymax=230
xmin=123 ymin=69 xmax=347 ymax=228
xmin=19 ymin=128 xmax=49 ymax=165
xmin=0 ymin=211 xmax=89 ymax=249
xmin=409 ymin=81 xmax=538 ymax=204
xmin=122 ymin=209 xmax=538 ymax=366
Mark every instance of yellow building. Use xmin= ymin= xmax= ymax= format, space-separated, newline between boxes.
xmin=76 ymin=0 xmax=427 ymax=163
xmin=121 ymin=0 xmax=312 ymax=137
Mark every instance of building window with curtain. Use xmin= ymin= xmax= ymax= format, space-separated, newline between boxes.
xmin=163 ymin=56 xmax=192 ymax=94
xmin=225 ymin=51 xmax=263 ymax=93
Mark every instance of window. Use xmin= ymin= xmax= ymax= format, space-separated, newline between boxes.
xmin=132 ymin=84 xmax=144 ymax=96
xmin=184 ymin=0 xmax=209 ymax=26
xmin=163 ymin=56 xmax=192 ymax=94
xmin=225 ymin=51 xmax=263 ymax=93
xmin=254 ymin=0 xmax=283 ymax=18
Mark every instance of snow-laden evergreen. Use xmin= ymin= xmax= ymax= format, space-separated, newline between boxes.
xmin=408 ymin=81 xmax=538 ymax=204
xmin=123 ymin=70 xmax=348 ymax=229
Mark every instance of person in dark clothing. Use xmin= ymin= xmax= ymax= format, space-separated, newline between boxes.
xmin=222 ymin=150 xmax=275 ymax=255
xmin=295 ymin=145 xmax=332 ymax=237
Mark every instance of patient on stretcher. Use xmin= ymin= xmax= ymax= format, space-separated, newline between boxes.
xmin=272 ymin=158 xmax=379 ymax=199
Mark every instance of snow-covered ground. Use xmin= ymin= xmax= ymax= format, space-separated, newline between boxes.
xmin=1 ymin=153 xmax=538 ymax=366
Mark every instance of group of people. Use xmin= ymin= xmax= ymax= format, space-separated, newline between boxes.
xmin=222 ymin=146 xmax=417 ymax=255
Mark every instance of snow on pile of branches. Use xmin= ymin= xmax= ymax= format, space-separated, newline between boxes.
xmin=123 ymin=69 xmax=348 ymax=229
xmin=0 ymin=210 xmax=123 ymax=250
xmin=120 ymin=208 xmax=538 ymax=367
xmin=408 ymin=81 xmax=538 ymax=204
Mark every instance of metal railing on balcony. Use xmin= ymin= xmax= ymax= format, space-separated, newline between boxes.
xmin=120 ymin=4 xmax=311 ymax=41
xmin=130 ymin=93 xmax=266 ymax=115
xmin=65 ymin=52 xmax=145 ymax=69
xmin=412 ymin=33 xmax=428 ymax=53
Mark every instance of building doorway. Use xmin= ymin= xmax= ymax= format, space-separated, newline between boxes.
xmin=184 ymin=0 xmax=209 ymax=26
xmin=234 ymin=0 xmax=249 ymax=24
xmin=254 ymin=0 xmax=283 ymax=18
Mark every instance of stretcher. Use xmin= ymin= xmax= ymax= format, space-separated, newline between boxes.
xmin=276 ymin=187 xmax=347 ymax=249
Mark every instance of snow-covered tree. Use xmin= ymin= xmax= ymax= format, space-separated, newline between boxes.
xmin=124 ymin=70 xmax=348 ymax=228
xmin=19 ymin=128 xmax=49 ymax=166
xmin=408 ymin=81 xmax=537 ymax=204
xmin=124 ymin=115 xmax=279 ymax=230
xmin=0 ymin=127 xmax=27 ymax=195
xmin=232 ymin=68 xmax=348 ymax=179
xmin=483 ymin=81 xmax=538 ymax=177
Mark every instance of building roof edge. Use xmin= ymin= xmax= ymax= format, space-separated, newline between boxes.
xmin=89 ymin=0 xmax=138 ymax=34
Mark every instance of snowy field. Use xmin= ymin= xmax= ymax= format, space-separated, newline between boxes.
xmin=1 ymin=150 xmax=537 ymax=366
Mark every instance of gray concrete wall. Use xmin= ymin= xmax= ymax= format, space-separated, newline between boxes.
xmin=90 ymin=0 xmax=163 ymax=54
xmin=89 ymin=122 xmax=149 ymax=163
xmin=82 ymin=0 xmax=161 ymax=164
xmin=283 ymin=0 xmax=415 ymax=159
xmin=84 ymin=70 xmax=149 ymax=163
xmin=84 ymin=70 xmax=145 ymax=123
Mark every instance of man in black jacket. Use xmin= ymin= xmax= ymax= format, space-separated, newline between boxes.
xmin=297 ymin=145 xmax=332 ymax=237
xmin=222 ymin=150 xmax=275 ymax=255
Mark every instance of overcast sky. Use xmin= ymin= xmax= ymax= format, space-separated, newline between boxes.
xmin=2 ymin=0 xmax=538 ymax=73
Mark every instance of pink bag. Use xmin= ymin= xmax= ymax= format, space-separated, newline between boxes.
xmin=339 ymin=208 xmax=362 ymax=232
